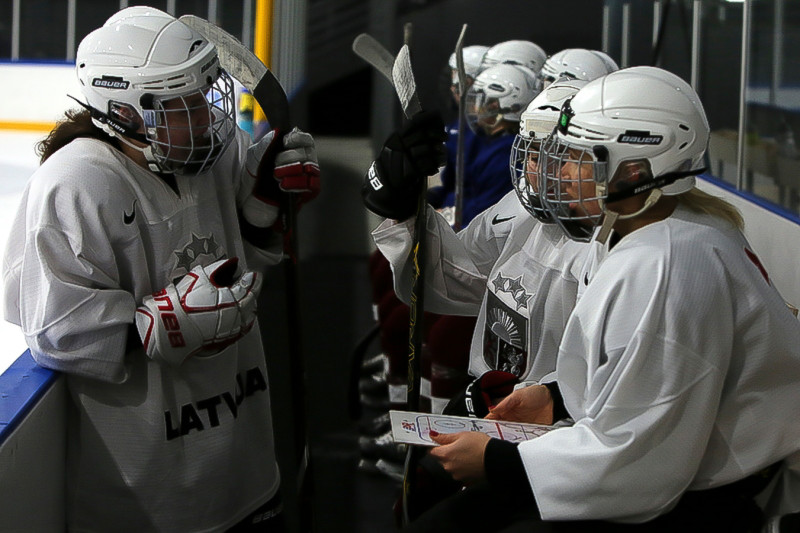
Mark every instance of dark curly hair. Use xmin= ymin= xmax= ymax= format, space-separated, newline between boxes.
xmin=36 ymin=109 xmax=118 ymax=164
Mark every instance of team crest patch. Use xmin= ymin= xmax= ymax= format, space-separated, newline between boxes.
xmin=492 ymin=272 xmax=532 ymax=311
xmin=173 ymin=233 xmax=223 ymax=280
xmin=483 ymin=291 xmax=528 ymax=377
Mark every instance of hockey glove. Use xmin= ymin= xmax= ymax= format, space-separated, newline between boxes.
xmin=241 ymin=128 xmax=321 ymax=229
xmin=362 ymin=110 xmax=447 ymax=221
xmin=135 ymin=258 xmax=262 ymax=366
xmin=443 ymin=370 xmax=519 ymax=418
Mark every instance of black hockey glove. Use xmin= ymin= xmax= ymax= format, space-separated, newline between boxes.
xmin=443 ymin=370 xmax=519 ymax=418
xmin=362 ymin=110 xmax=447 ymax=221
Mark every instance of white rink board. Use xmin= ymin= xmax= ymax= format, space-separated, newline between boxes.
xmin=0 ymin=63 xmax=80 ymax=124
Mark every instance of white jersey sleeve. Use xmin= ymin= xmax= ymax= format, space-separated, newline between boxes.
xmin=371 ymin=191 xmax=532 ymax=315
xmin=3 ymin=144 xmax=141 ymax=382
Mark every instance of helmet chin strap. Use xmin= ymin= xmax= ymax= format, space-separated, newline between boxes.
xmin=114 ymin=135 xmax=164 ymax=173
xmin=595 ymin=188 xmax=663 ymax=244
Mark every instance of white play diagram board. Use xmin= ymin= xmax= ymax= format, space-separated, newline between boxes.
xmin=390 ymin=410 xmax=557 ymax=447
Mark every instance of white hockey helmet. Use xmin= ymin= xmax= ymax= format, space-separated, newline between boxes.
xmin=75 ymin=6 xmax=237 ymax=175
xmin=592 ymin=51 xmax=620 ymax=73
xmin=448 ymin=45 xmax=491 ymax=80
xmin=538 ymin=66 xmax=709 ymax=242
xmin=465 ymin=64 xmax=540 ymax=134
xmin=540 ymin=48 xmax=619 ymax=88
xmin=510 ymin=78 xmax=589 ymax=221
xmin=481 ymin=40 xmax=547 ymax=76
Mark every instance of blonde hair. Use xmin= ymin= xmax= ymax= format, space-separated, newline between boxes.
xmin=677 ymin=188 xmax=744 ymax=230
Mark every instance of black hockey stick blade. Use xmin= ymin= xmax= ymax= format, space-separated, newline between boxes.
xmin=352 ymin=33 xmax=395 ymax=84
xmin=453 ymin=24 xmax=468 ymax=231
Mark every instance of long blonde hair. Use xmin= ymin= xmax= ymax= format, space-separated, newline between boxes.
xmin=677 ymin=188 xmax=744 ymax=230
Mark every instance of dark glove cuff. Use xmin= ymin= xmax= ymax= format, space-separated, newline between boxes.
xmin=485 ymin=439 xmax=535 ymax=502
xmin=544 ymin=381 xmax=568 ymax=422
xmin=361 ymin=160 xmax=419 ymax=221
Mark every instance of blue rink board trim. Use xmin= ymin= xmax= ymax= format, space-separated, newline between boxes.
xmin=0 ymin=350 xmax=59 ymax=444
xmin=699 ymin=174 xmax=800 ymax=227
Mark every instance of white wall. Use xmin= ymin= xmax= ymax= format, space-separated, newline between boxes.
xmin=0 ymin=63 xmax=81 ymax=125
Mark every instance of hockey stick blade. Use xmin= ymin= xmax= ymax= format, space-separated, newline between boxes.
xmin=180 ymin=14 xmax=293 ymax=226
xmin=352 ymin=33 xmax=395 ymax=84
xmin=179 ymin=15 xmax=290 ymax=133
xmin=392 ymin=45 xmax=423 ymax=119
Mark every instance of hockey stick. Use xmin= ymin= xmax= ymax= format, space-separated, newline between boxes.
xmin=179 ymin=14 xmax=313 ymax=529
xmin=398 ymin=22 xmax=427 ymax=527
xmin=351 ymin=26 xmax=428 ymax=524
xmin=352 ymin=33 xmax=396 ymax=85
xmin=352 ymin=35 xmax=422 ymax=120
xmin=453 ymin=24 xmax=468 ymax=231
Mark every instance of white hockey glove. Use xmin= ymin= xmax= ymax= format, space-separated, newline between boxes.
xmin=241 ymin=127 xmax=321 ymax=229
xmin=135 ymin=258 xmax=262 ymax=366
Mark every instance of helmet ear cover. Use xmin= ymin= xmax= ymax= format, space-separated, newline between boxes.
xmin=604 ymin=160 xmax=706 ymax=204
xmin=68 ymin=95 xmax=148 ymax=144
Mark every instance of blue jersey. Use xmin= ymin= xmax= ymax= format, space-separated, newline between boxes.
xmin=432 ymin=120 xmax=515 ymax=226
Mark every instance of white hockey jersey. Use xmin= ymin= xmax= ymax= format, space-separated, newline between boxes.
xmin=3 ymin=130 xmax=283 ymax=532
xmin=518 ymin=205 xmax=800 ymax=523
xmin=373 ymin=191 xmax=589 ymax=383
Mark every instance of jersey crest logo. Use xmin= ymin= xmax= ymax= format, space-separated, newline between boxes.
xmin=173 ymin=233 xmax=223 ymax=281
xmin=492 ymin=272 xmax=532 ymax=311
xmin=483 ymin=291 xmax=528 ymax=377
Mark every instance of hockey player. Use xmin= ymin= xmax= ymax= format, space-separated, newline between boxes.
xmin=362 ymin=79 xmax=592 ymax=520
xmin=358 ymin=58 xmax=543 ymax=479
xmin=427 ymin=44 xmax=489 ymax=224
xmin=430 ymin=61 xmax=541 ymax=227
xmin=539 ymin=48 xmax=619 ymax=88
xmin=410 ymin=67 xmax=800 ymax=532
xmin=370 ymin=77 xmax=590 ymax=416
xmin=2 ymin=7 xmax=320 ymax=532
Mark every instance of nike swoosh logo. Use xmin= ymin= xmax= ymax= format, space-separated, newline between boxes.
xmin=124 ymin=200 xmax=137 ymax=225
xmin=491 ymin=214 xmax=515 ymax=225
